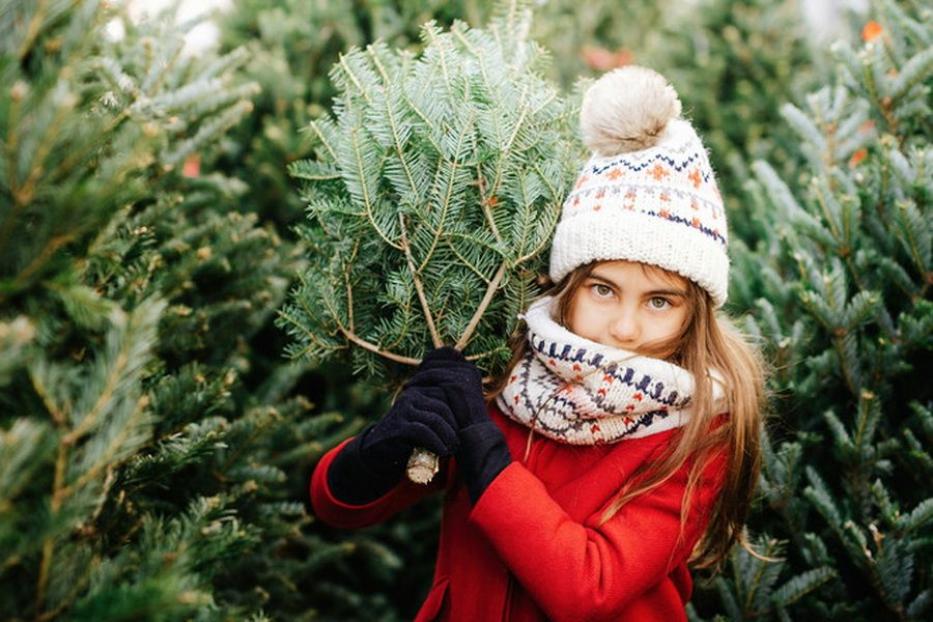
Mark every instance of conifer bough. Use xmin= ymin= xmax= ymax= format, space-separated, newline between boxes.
xmin=280 ymin=3 xmax=578 ymax=482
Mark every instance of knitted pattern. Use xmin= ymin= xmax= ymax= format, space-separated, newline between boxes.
xmin=548 ymin=68 xmax=730 ymax=308
xmin=496 ymin=296 xmax=726 ymax=445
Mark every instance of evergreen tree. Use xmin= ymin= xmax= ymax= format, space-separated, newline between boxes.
xmin=690 ymin=1 xmax=932 ymax=620
xmin=278 ymin=0 xmax=580 ymax=382
xmin=0 ymin=2 xmax=338 ymax=619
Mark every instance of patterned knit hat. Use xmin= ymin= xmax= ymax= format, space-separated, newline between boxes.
xmin=548 ymin=66 xmax=729 ymax=307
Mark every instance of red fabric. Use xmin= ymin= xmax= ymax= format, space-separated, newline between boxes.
xmin=310 ymin=403 xmax=728 ymax=622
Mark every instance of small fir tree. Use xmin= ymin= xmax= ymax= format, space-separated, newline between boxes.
xmin=0 ymin=2 xmax=338 ymax=619
xmin=691 ymin=1 xmax=932 ymax=620
xmin=278 ymin=0 xmax=580 ymax=382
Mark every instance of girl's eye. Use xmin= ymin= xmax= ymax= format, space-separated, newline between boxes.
xmin=592 ymin=284 xmax=613 ymax=298
xmin=649 ymin=297 xmax=671 ymax=310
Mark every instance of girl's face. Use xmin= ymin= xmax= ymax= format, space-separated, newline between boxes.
xmin=564 ymin=260 xmax=690 ymax=358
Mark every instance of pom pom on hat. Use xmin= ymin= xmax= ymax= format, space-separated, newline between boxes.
xmin=580 ymin=65 xmax=682 ymax=157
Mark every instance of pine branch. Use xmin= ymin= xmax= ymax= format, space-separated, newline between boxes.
xmin=416 ymin=110 xmax=476 ymax=273
xmin=400 ymin=214 xmax=442 ymax=348
xmin=285 ymin=9 xmax=576 ymax=377
xmin=341 ymin=327 xmax=420 ymax=366
xmin=455 ymin=261 xmax=507 ymax=350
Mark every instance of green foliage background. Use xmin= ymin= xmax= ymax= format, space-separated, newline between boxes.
xmin=0 ymin=0 xmax=929 ymax=620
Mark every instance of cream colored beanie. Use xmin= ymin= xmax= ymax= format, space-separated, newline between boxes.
xmin=549 ymin=66 xmax=729 ymax=307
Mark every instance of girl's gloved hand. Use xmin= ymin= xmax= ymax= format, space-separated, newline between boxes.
xmin=358 ymin=384 xmax=460 ymax=473
xmin=408 ymin=346 xmax=513 ymax=505
xmin=327 ymin=353 xmax=460 ymax=505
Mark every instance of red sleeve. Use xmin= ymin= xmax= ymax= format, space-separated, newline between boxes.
xmin=469 ymin=446 xmax=727 ymax=622
xmin=309 ymin=436 xmax=452 ymax=529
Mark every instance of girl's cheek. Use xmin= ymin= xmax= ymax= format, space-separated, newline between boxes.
xmin=661 ymin=313 xmax=686 ymax=339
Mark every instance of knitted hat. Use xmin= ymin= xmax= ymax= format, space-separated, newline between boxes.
xmin=548 ymin=66 xmax=729 ymax=307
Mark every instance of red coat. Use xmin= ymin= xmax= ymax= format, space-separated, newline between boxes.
xmin=310 ymin=403 xmax=727 ymax=622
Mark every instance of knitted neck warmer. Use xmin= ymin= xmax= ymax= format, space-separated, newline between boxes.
xmin=495 ymin=296 xmax=726 ymax=445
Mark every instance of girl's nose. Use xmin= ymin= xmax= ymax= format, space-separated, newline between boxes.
xmin=609 ymin=309 xmax=640 ymax=345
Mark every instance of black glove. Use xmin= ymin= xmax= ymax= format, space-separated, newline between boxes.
xmin=326 ymin=358 xmax=460 ymax=505
xmin=407 ymin=347 xmax=512 ymax=505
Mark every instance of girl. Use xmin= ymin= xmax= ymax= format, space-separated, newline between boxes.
xmin=310 ymin=66 xmax=766 ymax=622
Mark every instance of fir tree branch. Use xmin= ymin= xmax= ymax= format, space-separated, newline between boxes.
xmin=831 ymin=333 xmax=860 ymax=397
xmin=449 ymin=25 xmax=516 ymax=240
xmin=295 ymin=271 xmax=417 ymax=366
xmin=0 ymin=92 xmax=76 ymax=250
xmin=344 ymin=241 xmax=360 ymax=332
xmin=402 ymin=94 xmax=443 ymax=154
xmin=742 ymin=545 xmax=773 ymax=614
xmin=400 ymin=214 xmax=442 ymax=347
xmin=294 ymin=272 xmax=348 ymax=351
xmin=465 ymin=347 xmax=504 ymax=363
xmin=859 ymin=49 xmax=899 ymax=135
xmin=309 ymin=120 xmax=338 ymax=161
xmin=452 ymin=27 xmax=487 ymax=82
xmin=35 ymin=435 xmax=68 ymax=618
xmin=59 ymin=395 xmax=149 ymax=499
xmin=46 ymin=109 xmax=131 ymax=190
xmin=37 ymin=465 xmax=114 ymax=622
xmin=88 ymin=466 xmax=116 ymax=527
xmin=513 ymin=172 xmax=534 ymax=257
xmin=895 ymin=201 xmax=930 ymax=290
xmin=215 ymin=408 xmax=279 ymax=477
xmin=29 ymin=367 xmax=66 ymax=427
xmin=476 ymin=172 xmax=504 ymax=245
xmin=16 ymin=0 xmax=53 ymax=62
xmin=277 ymin=308 xmax=335 ymax=357
xmin=141 ymin=33 xmax=185 ymax=96
xmin=445 ymin=236 xmax=492 ymax=284
xmin=35 ymin=579 xmax=84 ymax=622
xmin=417 ymin=111 xmax=474 ymax=272
xmin=0 ymin=233 xmax=78 ymax=305
xmin=515 ymin=240 xmax=549 ymax=266
xmin=14 ymin=85 xmax=76 ymax=207
xmin=337 ymin=54 xmax=373 ymax=105
xmin=351 ymin=128 xmax=403 ymax=251
xmin=452 ymin=28 xmax=506 ymax=247
xmin=341 ymin=327 xmax=419 ymax=366
xmin=515 ymin=203 xmax=559 ymax=265
xmin=533 ymin=161 xmax=559 ymax=203
xmin=487 ymin=83 xmax=531 ymax=199
xmin=63 ymin=345 xmax=132 ymax=447
xmin=456 ymin=261 xmax=507 ymax=351
xmin=368 ymin=47 xmax=419 ymax=196
xmin=2 ymin=82 xmax=25 ymax=241
xmin=422 ymin=24 xmax=453 ymax=99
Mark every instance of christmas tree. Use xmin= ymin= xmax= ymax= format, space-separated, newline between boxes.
xmin=278 ymin=0 xmax=580 ymax=382
xmin=0 ymin=1 xmax=335 ymax=618
xmin=689 ymin=1 xmax=932 ymax=619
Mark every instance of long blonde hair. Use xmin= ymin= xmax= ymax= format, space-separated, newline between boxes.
xmin=486 ymin=261 xmax=767 ymax=571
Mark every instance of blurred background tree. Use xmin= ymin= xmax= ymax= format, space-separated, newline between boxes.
xmin=0 ymin=1 xmax=374 ymax=619
xmin=694 ymin=1 xmax=932 ymax=620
